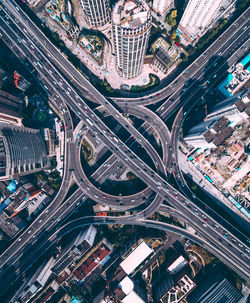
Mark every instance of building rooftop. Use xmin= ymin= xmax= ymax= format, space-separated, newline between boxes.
xmin=167 ymin=255 xmax=187 ymax=275
xmin=73 ymin=243 xmax=111 ymax=279
xmin=113 ymin=0 xmax=150 ymax=28
xmin=0 ymin=90 xmax=22 ymax=120
xmin=213 ymin=127 xmax=234 ymax=146
xmin=118 ymin=276 xmax=134 ymax=295
xmin=122 ymin=290 xmax=146 ymax=303
xmin=120 ymin=240 xmax=153 ymax=275
xmin=154 ymin=48 xmax=171 ymax=68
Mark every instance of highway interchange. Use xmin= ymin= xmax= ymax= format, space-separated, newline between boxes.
xmin=0 ymin=0 xmax=249 ymax=298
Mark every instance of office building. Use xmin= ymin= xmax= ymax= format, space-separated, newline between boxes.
xmin=179 ymin=0 xmax=223 ymax=30
xmin=112 ymin=0 xmax=152 ymax=79
xmin=0 ymin=123 xmax=48 ymax=180
xmin=0 ymin=90 xmax=22 ymax=126
xmin=80 ymin=0 xmax=110 ymax=27
xmin=177 ymin=0 xmax=236 ymax=44
xmin=184 ymin=90 xmax=250 ymax=150
xmin=188 ymin=278 xmax=243 ymax=303
xmin=206 ymin=90 xmax=250 ymax=127
xmin=184 ymin=116 xmax=234 ymax=150
xmin=43 ymin=128 xmax=57 ymax=156
xmin=152 ymin=0 xmax=172 ymax=15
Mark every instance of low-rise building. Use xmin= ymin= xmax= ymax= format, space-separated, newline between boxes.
xmin=119 ymin=240 xmax=153 ymax=275
xmin=217 ymin=54 xmax=250 ymax=98
xmin=13 ymin=71 xmax=31 ymax=92
xmin=52 ymin=225 xmax=97 ymax=283
xmin=72 ymin=238 xmax=112 ymax=281
xmin=19 ymin=257 xmax=56 ymax=303
xmin=151 ymin=37 xmax=180 ymax=74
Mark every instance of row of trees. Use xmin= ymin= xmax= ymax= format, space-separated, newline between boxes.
xmin=165 ymin=9 xmax=177 ymax=27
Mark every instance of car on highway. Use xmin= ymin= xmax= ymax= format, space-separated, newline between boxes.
xmin=102 ymin=195 xmax=106 ymax=199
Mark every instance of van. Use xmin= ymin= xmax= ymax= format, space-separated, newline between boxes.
xmin=131 ymin=199 xmax=135 ymax=202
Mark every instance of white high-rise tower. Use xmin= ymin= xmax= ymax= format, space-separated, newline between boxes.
xmin=112 ymin=0 xmax=152 ymax=79
xmin=152 ymin=0 xmax=173 ymax=15
xmin=80 ymin=0 xmax=110 ymax=27
xmin=179 ymin=0 xmax=223 ymax=33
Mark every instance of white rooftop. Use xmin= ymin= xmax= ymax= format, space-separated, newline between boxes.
xmin=122 ymin=290 xmax=146 ymax=303
xmin=118 ymin=276 xmax=134 ymax=295
xmin=120 ymin=241 xmax=153 ymax=275
xmin=167 ymin=255 xmax=187 ymax=274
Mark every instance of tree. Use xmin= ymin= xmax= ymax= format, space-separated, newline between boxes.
xmin=126 ymin=171 xmax=136 ymax=180
xmin=171 ymin=32 xmax=177 ymax=40
xmin=186 ymin=45 xmax=196 ymax=55
xmin=176 ymin=35 xmax=181 ymax=43
xmin=236 ymin=0 xmax=249 ymax=9
xmin=50 ymin=156 xmax=57 ymax=170
xmin=170 ymin=9 xmax=177 ymax=19
xmin=181 ymin=53 xmax=188 ymax=62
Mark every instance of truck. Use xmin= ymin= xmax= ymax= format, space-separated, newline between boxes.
xmin=113 ymin=136 xmax=119 ymax=143
xmin=86 ymin=118 xmax=93 ymax=126
xmin=37 ymin=62 xmax=43 ymax=68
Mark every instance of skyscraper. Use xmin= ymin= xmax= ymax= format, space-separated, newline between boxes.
xmin=178 ymin=0 xmax=224 ymax=43
xmin=0 ymin=90 xmax=22 ymax=126
xmin=112 ymin=0 xmax=152 ymax=79
xmin=80 ymin=0 xmax=110 ymax=27
xmin=152 ymin=0 xmax=173 ymax=15
xmin=0 ymin=123 xmax=48 ymax=180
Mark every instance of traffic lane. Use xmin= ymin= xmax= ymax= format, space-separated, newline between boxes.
xmin=4 ymin=0 xmax=250 ymax=270
xmin=169 ymin=45 xmax=250 ymax=241
xmin=0 ymin=33 xmax=76 ymax=267
xmin=113 ymin=8 xmax=250 ymax=105
xmin=0 ymin=188 xmax=84 ymax=269
xmin=1 ymin=3 xmax=171 ymax=172
xmin=158 ymin=27 xmax=250 ymax=119
xmin=16 ymin=20 xmax=249 ymax=266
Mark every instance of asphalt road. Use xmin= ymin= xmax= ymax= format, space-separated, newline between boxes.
xmin=0 ymin=1 xmax=249 ymax=297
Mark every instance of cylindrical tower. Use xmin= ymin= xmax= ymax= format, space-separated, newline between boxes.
xmin=80 ymin=0 xmax=110 ymax=27
xmin=112 ymin=0 xmax=152 ymax=79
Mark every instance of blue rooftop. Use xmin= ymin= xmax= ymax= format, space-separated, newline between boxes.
xmin=240 ymin=53 xmax=250 ymax=67
xmin=7 ymin=182 xmax=16 ymax=193
xmin=217 ymin=74 xmax=234 ymax=98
